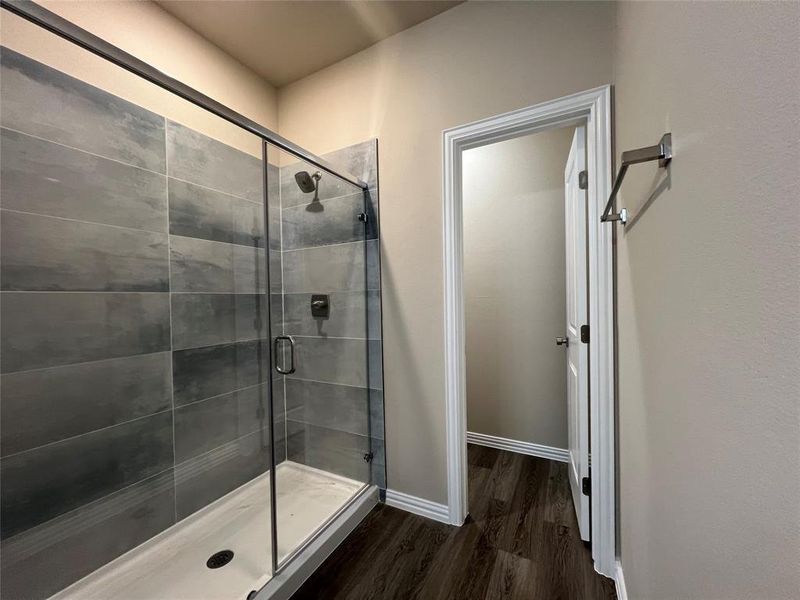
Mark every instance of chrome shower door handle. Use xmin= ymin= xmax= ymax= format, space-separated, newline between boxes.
xmin=556 ymin=336 xmax=569 ymax=347
xmin=274 ymin=335 xmax=296 ymax=374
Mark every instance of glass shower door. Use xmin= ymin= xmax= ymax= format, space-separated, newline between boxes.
xmin=265 ymin=143 xmax=374 ymax=566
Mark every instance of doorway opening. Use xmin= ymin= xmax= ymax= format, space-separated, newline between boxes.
xmin=462 ymin=121 xmax=590 ymax=533
xmin=442 ymin=86 xmax=616 ymax=577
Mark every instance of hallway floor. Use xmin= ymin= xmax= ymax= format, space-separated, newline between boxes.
xmin=291 ymin=445 xmax=617 ymax=599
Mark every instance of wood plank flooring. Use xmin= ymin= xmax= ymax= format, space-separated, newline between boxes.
xmin=290 ymin=445 xmax=617 ymax=600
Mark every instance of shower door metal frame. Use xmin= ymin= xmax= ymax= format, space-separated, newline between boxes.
xmin=0 ymin=0 xmax=367 ymax=191
xmin=0 ymin=0 xmax=377 ymax=583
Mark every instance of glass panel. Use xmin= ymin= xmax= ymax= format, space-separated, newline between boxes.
xmin=310 ymin=139 xmax=386 ymax=491
xmin=0 ymin=17 xmax=274 ymax=599
xmin=266 ymin=144 xmax=372 ymax=566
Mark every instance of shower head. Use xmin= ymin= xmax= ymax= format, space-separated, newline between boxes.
xmin=296 ymin=170 xmax=323 ymax=212
xmin=294 ymin=170 xmax=321 ymax=194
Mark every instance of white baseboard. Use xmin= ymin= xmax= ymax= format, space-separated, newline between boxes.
xmin=384 ymin=489 xmax=451 ymax=524
xmin=467 ymin=431 xmax=569 ymax=463
xmin=615 ymin=560 xmax=628 ymax=600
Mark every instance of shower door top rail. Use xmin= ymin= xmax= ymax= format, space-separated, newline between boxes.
xmin=0 ymin=0 xmax=368 ymax=190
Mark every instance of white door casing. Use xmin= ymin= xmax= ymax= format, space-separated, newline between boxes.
xmin=564 ymin=126 xmax=590 ymax=541
xmin=442 ymin=86 xmax=615 ymax=577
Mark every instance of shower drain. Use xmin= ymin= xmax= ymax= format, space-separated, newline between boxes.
xmin=206 ymin=550 xmax=234 ymax=569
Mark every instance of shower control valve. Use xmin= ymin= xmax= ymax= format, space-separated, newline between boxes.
xmin=310 ymin=294 xmax=330 ymax=318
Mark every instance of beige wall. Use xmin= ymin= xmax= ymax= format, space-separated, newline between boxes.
xmin=278 ymin=0 xmax=615 ymax=504
xmin=463 ymin=128 xmax=574 ymax=449
xmin=6 ymin=2 xmax=796 ymax=595
xmin=613 ymin=2 xmax=800 ymax=598
xmin=1 ymin=0 xmax=277 ymax=155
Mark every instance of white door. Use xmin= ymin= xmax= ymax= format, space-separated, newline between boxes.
xmin=563 ymin=126 xmax=590 ymax=541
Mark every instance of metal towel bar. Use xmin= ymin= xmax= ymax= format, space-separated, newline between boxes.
xmin=602 ymin=133 xmax=672 ymax=225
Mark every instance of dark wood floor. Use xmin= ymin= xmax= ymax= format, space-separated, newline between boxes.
xmin=290 ymin=445 xmax=616 ymax=600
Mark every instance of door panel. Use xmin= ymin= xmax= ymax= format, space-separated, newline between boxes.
xmin=564 ymin=126 xmax=590 ymax=541
xmin=265 ymin=143 xmax=372 ymax=568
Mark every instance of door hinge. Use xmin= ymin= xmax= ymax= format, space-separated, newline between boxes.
xmin=578 ymin=170 xmax=588 ymax=190
xmin=358 ymin=212 xmax=368 ymax=223
xmin=582 ymin=476 xmax=591 ymax=496
xmin=363 ymin=452 xmax=374 ymax=463
xmin=580 ymin=324 xmax=590 ymax=344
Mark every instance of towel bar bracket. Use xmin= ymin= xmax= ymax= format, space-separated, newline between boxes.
xmin=602 ymin=133 xmax=672 ymax=225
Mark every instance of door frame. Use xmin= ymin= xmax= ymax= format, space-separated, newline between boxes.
xmin=441 ymin=85 xmax=615 ymax=577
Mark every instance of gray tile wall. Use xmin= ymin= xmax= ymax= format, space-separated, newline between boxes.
xmin=277 ymin=140 xmax=386 ymax=489
xmin=0 ymin=48 xmax=276 ymax=599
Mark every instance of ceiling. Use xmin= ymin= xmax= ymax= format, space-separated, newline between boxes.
xmin=156 ymin=0 xmax=463 ymax=88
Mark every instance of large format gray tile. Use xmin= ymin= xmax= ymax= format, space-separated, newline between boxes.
xmin=0 ymin=352 xmax=171 ymax=457
xmin=273 ymin=375 xmax=287 ymax=430
xmin=268 ymin=207 xmax=282 ymax=252
xmin=0 ymin=470 xmax=174 ymax=600
xmin=174 ymin=385 xmax=268 ymax=463
xmin=1 ymin=211 xmax=169 ymax=292
xmin=170 ymin=235 xmax=268 ymax=294
xmin=282 ymin=240 xmax=379 ymax=294
xmin=285 ymin=379 xmax=370 ymax=437
xmin=270 ymin=251 xmax=283 ymax=294
xmin=0 ymin=128 xmax=167 ymax=232
xmin=321 ymin=139 xmax=378 ymax=190
xmin=170 ymin=293 xmax=267 ymax=350
xmin=167 ymin=178 xmax=268 ymax=248
xmin=175 ymin=430 xmax=270 ymax=520
xmin=286 ymin=420 xmax=371 ymax=483
xmin=288 ymin=337 xmax=369 ymax=388
xmin=166 ymin=121 xmax=262 ymax=202
xmin=0 ymin=48 xmax=165 ymax=172
xmin=368 ymin=389 xmax=386 ymax=441
xmin=270 ymin=293 xmax=284 ymax=339
xmin=266 ymin=162 xmax=280 ymax=208
xmin=0 ymin=292 xmax=171 ymax=373
xmin=0 ymin=411 xmax=173 ymax=538
xmin=281 ymin=192 xmax=377 ymax=251
xmin=169 ymin=235 xmax=232 ymax=293
xmin=282 ymin=290 xmax=380 ymax=339
xmin=231 ymin=244 xmax=270 ymax=294
xmin=172 ymin=340 xmax=269 ymax=406
xmin=368 ymin=339 xmax=384 ymax=391
xmin=264 ymin=159 xmax=282 ymax=251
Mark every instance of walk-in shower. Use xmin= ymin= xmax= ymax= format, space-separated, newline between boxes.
xmin=0 ymin=3 xmax=385 ymax=599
